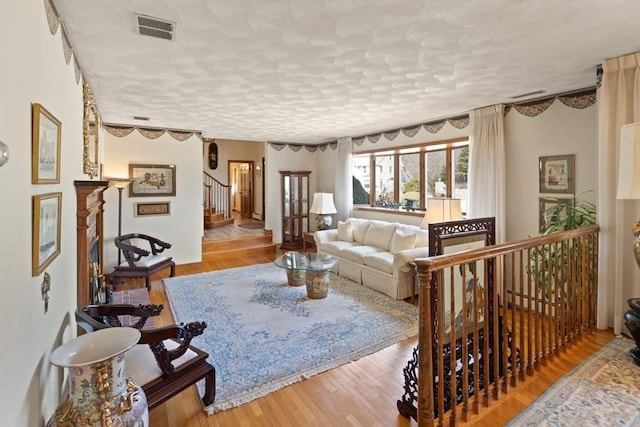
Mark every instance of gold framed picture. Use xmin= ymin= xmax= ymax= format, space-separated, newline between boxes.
xmin=32 ymin=103 xmax=62 ymax=184
xmin=32 ymin=192 xmax=62 ymax=276
xmin=539 ymin=154 xmax=575 ymax=194
xmin=134 ymin=201 xmax=171 ymax=217
xmin=129 ymin=163 xmax=176 ymax=197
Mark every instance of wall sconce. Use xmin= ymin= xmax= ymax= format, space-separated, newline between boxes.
xmin=256 ymin=165 xmax=261 ymax=177
xmin=0 ymin=140 xmax=9 ymax=167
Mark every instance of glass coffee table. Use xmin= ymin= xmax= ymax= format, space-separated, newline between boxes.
xmin=274 ymin=252 xmax=337 ymax=299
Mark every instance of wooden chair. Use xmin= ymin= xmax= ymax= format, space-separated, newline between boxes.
xmin=76 ymin=304 xmax=216 ymax=411
xmin=111 ymin=233 xmax=176 ymax=289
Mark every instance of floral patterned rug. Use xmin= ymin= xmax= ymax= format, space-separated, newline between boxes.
xmin=163 ymin=263 xmax=418 ymax=413
xmin=508 ymin=337 xmax=640 ymax=426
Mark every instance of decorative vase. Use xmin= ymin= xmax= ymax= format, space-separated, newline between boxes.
xmin=47 ymin=327 xmax=148 ymax=427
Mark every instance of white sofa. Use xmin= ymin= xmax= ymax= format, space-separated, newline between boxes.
xmin=313 ymin=218 xmax=430 ymax=300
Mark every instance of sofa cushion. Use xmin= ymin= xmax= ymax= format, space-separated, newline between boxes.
xmin=126 ymin=339 xmax=198 ymax=386
xmin=397 ymin=223 xmax=429 ymax=248
xmin=340 ymin=245 xmax=384 ymax=264
xmin=363 ymin=221 xmax=397 ymax=250
xmin=390 ymin=230 xmax=417 ymax=253
xmin=319 ymin=240 xmax=359 ymax=256
xmin=363 ymin=252 xmax=394 ymax=274
xmin=337 ymin=221 xmax=353 ymax=242
xmin=350 ymin=219 xmax=371 ymax=244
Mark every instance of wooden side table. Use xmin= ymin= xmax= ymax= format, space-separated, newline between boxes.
xmin=302 ymin=232 xmax=316 ymax=251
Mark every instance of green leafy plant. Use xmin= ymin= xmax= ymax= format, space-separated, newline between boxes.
xmin=531 ymin=192 xmax=597 ymax=300
xmin=539 ymin=192 xmax=596 ymax=234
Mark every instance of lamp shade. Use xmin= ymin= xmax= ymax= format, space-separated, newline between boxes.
xmin=310 ymin=193 xmax=337 ymax=215
xmin=420 ymin=198 xmax=463 ymax=228
xmin=617 ymin=122 xmax=640 ymax=200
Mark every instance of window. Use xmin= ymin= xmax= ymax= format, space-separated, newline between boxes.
xmin=352 ymin=138 xmax=469 ymax=213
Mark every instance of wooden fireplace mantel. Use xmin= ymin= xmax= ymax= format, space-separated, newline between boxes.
xmin=74 ymin=180 xmax=109 ymax=307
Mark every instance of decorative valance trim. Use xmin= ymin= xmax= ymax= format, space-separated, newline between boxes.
xmin=45 ymin=0 xmax=82 ymax=84
xmin=267 ymin=140 xmax=337 ymax=152
xmin=104 ymin=124 xmax=203 ymax=142
xmin=510 ymin=88 xmax=596 ymax=117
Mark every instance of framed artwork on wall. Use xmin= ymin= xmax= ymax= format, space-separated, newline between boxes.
xmin=32 ymin=192 xmax=62 ymax=276
xmin=134 ymin=201 xmax=171 ymax=217
xmin=539 ymin=154 xmax=575 ymax=194
xmin=129 ymin=163 xmax=176 ymax=197
xmin=32 ymin=103 xmax=61 ymax=184
xmin=538 ymin=197 xmax=572 ymax=233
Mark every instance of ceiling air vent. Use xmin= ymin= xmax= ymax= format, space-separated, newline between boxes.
xmin=135 ymin=14 xmax=175 ymax=41
xmin=510 ymin=90 xmax=546 ymax=99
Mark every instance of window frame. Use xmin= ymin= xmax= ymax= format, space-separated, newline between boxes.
xmin=352 ymin=137 xmax=469 ymax=214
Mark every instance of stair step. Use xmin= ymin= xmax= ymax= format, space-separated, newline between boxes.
xmin=202 ymin=234 xmax=275 ymax=261
xmin=205 ymin=217 xmax=234 ymax=229
xmin=203 ymin=234 xmax=272 ymax=253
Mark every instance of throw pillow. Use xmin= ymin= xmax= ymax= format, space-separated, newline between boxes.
xmin=351 ymin=221 xmax=371 ymax=244
xmin=390 ymin=230 xmax=417 ymax=253
xmin=337 ymin=221 xmax=354 ymax=242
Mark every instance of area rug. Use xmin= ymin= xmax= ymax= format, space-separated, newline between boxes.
xmin=163 ymin=263 xmax=418 ymax=413
xmin=508 ymin=337 xmax=640 ymax=426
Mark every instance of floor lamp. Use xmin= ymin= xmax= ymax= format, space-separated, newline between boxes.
xmin=105 ymin=176 xmax=133 ymax=266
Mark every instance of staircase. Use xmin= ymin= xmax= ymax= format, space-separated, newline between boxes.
xmin=202 ymin=232 xmax=276 ymax=261
xmin=203 ymin=171 xmax=234 ymax=229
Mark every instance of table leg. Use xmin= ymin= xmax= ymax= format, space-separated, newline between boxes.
xmin=287 ymin=269 xmax=306 ymax=286
xmin=306 ymin=270 xmax=330 ymax=299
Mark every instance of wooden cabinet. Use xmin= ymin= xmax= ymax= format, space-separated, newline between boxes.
xmin=74 ymin=180 xmax=109 ymax=306
xmin=280 ymin=171 xmax=310 ymax=250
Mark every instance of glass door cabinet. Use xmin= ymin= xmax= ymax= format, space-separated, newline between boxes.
xmin=280 ymin=171 xmax=310 ymax=250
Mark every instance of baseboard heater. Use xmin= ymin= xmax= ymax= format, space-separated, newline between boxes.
xmin=252 ymin=212 xmax=263 ymax=220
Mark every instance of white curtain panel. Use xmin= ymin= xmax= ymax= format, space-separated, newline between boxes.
xmin=334 ymin=137 xmax=353 ymax=221
xmin=597 ymin=52 xmax=640 ymax=334
xmin=468 ymin=104 xmax=506 ymax=243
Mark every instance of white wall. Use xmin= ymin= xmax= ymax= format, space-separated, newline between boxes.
xmin=0 ymin=2 xmax=85 ymax=425
xmin=103 ymin=131 xmax=203 ymax=268
xmin=204 ymin=138 xmax=266 ymax=217
xmin=505 ymin=102 xmax=597 ymax=241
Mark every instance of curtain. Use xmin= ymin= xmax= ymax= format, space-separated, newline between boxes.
xmin=467 ymin=104 xmax=506 ymax=243
xmin=334 ymin=137 xmax=353 ymax=221
xmin=597 ymin=52 xmax=640 ymax=334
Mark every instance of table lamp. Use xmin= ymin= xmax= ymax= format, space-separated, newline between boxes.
xmin=420 ymin=198 xmax=463 ymax=228
xmin=310 ymin=192 xmax=337 ymax=230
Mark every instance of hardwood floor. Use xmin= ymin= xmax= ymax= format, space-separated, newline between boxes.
xmin=133 ymin=247 xmax=614 ymax=427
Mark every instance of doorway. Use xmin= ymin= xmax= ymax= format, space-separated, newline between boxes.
xmin=229 ymin=161 xmax=254 ymax=219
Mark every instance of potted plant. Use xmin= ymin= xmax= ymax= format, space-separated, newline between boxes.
xmin=530 ymin=192 xmax=596 ymax=301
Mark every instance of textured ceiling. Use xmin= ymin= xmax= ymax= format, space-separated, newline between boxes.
xmin=54 ymin=0 xmax=640 ymax=144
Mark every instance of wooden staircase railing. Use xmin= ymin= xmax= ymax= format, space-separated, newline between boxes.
xmin=203 ymin=171 xmax=231 ymax=228
xmin=404 ymin=225 xmax=599 ymax=426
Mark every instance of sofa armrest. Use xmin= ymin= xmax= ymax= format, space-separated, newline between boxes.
xmin=314 ymin=229 xmax=338 ymax=246
xmin=393 ymin=246 xmax=431 ymax=273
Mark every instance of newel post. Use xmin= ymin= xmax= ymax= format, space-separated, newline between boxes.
xmin=416 ymin=260 xmax=435 ymax=427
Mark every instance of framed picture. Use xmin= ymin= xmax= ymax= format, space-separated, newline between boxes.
xmin=32 ymin=103 xmax=62 ymax=184
xmin=428 ymin=217 xmax=496 ymax=341
xmin=539 ymin=154 xmax=575 ymax=194
xmin=129 ymin=163 xmax=176 ymax=197
xmin=32 ymin=192 xmax=62 ymax=276
xmin=539 ymin=197 xmax=572 ymax=233
xmin=134 ymin=201 xmax=171 ymax=217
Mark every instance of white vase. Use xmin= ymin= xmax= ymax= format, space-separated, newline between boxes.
xmin=47 ymin=327 xmax=149 ymax=427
